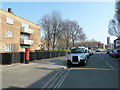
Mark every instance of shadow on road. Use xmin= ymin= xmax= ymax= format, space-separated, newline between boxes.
xmin=2 ymin=70 xmax=58 ymax=89
xmin=32 ymin=57 xmax=67 ymax=66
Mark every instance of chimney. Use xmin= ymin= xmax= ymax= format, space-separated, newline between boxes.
xmin=8 ymin=8 xmax=13 ymax=14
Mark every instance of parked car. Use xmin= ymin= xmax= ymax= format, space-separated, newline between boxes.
xmin=107 ymin=49 xmax=113 ymax=54
xmin=112 ymin=49 xmax=120 ymax=58
xmin=95 ymin=49 xmax=101 ymax=52
xmin=88 ymin=49 xmax=94 ymax=56
xmin=109 ymin=49 xmax=114 ymax=56
xmin=78 ymin=46 xmax=89 ymax=58
xmin=67 ymin=47 xmax=88 ymax=67
xmin=106 ymin=49 xmax=110 ymax=54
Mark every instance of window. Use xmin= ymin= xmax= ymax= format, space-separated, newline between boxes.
xmin=22 ymin=22 xmax=29 ymax=28
xmin=21 ymin=34 xmax=30 ymax=39
xmin=5 ymin=44 xmax=13 ymax=51
xmin=7 ymin=17 xmax=14 ymax=24
xmin=6 ymin=31 xmax=13 ymax=38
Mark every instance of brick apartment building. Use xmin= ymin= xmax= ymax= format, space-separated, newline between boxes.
xmin=0 ymin=8 xmax=40 ymax=53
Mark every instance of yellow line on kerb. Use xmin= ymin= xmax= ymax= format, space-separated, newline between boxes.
xmin=70 ymin=68 xmax=114 ymax=70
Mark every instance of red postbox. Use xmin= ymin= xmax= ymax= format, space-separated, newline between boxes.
xmin=25 ymin=47 xmax=30 ymax=64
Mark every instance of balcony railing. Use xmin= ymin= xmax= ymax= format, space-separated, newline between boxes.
xmin=21 ymin=27 xmax=34 ymax=34
xmin=20 ymin=39 xmax=33 ymax=45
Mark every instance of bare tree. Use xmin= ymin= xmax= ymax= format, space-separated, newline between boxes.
xmin=41 ymin=14 xmax=52 ymax=50
xmin=40 ymin=10 xmax=86 ymax=50
xmin=108 ymin=1 xmax=120 ymax=38
xmin=57 ymin=36 xmax=66 ymax=50
xmin=76 ymin=29 xmax=86 ymax=42
xmin=108 ymin=19 xmax=120 ymax=37
xmin=40 ymin=10 xmax=63 ymax=50
xmin=60 ymin=20 xmax=86 ymax=48
xmin=61 ymin=20 xmax=72 ymax=49
xmin=50 ymin=10 xmax=63 ymax=50
xmin=69 ymin=20 xmax=86 ymax=47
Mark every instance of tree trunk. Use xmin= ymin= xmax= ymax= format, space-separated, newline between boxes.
xmin=72 ymin=39 xmax=75 ymax=47
xmin=66 ymin=40 xmax=69 ymax=50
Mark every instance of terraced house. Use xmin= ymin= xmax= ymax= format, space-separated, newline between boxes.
xmin=0 ymin=8 xmax=40 ymax=53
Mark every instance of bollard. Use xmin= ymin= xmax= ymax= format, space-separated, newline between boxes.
xmin=25 ymin=47 xmax=30 ymax=64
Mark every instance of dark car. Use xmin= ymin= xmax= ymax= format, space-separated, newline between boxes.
xmin=95 ymin=49 xmax=101 ymax=52
xmin=107 ymin=49 xmax=111 ymax=54
xmin=109 ymin=49 xmax=114 ymax=56
xmin=112 ymin=49 xmax=120 ymax=58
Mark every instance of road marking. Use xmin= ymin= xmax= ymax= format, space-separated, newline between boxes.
xmin=100 ymin=55 xmax=115 ymax=70
xmin=104 ymin=61 xmax=115 ymax=70
xmin=100 ymin=54 xmax=105 ymax=61
xmin=55 ymin=70 xmax=70 ymax=89
xmin=42 ymin=70 xmax=62 ymax=88
xmin=100 ymin=56 xmax=104 ymax=60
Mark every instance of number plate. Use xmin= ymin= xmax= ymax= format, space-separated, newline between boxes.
xmin=72 ymin=62 xmax=79 ymax=64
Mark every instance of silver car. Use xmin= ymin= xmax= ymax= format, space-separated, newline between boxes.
xmin=67 ymin=47 xmax=88 ymax=67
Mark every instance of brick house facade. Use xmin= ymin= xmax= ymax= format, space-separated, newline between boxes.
xmin=0 ymin=8 xmax=40 ymax=53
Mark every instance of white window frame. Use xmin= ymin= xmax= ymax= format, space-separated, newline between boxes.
xmin=6 ymin=30 xmax=13 ymax=38
xmin=5 ymin=44 xmax=13 ymax=51
xmin=6 ymin=17 xmax=14 ymax=24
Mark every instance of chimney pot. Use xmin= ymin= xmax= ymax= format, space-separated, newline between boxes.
xmin=8 ymin=8 xmax=12 ymax=13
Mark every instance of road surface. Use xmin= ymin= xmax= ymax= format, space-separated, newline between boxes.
xmin=46 ymin=52 xmax=120 ymax=89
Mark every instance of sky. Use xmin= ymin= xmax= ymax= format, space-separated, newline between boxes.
xmin=1 ymin=1 xmax=117 ymax=44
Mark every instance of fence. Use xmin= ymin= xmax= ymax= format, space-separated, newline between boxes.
xmin=0 ymin=51 xmax=68 ymax=65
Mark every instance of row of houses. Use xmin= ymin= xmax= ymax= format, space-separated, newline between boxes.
xmin=0 ymin=8 xmax=47 ymax=53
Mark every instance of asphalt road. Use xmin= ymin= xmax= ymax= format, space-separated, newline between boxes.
xmin=1 ymin=52 xmax=120 ymax=89
xmin=48 ymin=52 xmax=120 ymax=89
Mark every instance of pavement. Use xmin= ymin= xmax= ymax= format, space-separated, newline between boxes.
xmin=0 ymin=56 xmax=67 ymax=89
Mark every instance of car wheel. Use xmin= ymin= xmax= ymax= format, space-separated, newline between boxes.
xmin=82 ymin=60 xmax=86 ymax=66
xmin=87 ymin=56 xmax=89 ymax=59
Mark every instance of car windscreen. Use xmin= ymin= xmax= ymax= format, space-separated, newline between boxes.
xmin=70 ymin=48 xmax=85 ymax=53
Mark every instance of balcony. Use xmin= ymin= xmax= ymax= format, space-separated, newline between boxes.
xmin=20 ymin=39 xmax=33 ymax=45
xmin=21 ymin=27 xmax=34 ymax=34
